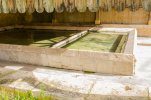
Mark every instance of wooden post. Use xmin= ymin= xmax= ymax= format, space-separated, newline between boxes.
xmin=52 ymin=12 xmax=58 ymax=24
xmin=95 ymin=9 xmax=101 ymax=25
xmin=148 ymin=12 xmax=151 ymax=25
xmin=25 ymin=13 xmax=33 ymax=24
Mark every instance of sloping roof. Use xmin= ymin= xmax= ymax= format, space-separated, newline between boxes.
xmin=0 ymin=0 xmax=150 ymax=13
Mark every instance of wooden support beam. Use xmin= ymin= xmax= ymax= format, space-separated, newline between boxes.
xmin=148 ymin=12 xmax=151 ymax=25
xmin=14 ymin=25 xmax=92 ymax=31
xmin=95 ymin=9 xmax=101 ymax=25
xmin=51 ymin=31 xmax=88 ymax=48
xmin=24 ymin=13 xmax=33 ymax=24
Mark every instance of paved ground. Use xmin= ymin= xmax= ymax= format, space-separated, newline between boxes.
xmin=0 ymin=37 xmax=151 ymax=100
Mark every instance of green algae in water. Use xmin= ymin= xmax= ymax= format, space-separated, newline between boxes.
xmin=63 ymin=32 xmax=123 ymax=52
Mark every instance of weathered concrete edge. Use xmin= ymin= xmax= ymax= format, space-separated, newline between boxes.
xmin=0 ymin=44 xmax=134 ymax=75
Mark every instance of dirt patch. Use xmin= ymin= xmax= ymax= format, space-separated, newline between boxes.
xmin=125 ymin=86 xmax=132 ymax=91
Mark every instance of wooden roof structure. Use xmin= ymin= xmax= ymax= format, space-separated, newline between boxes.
xmin=0 ymin=0 xmax=151 ymax=13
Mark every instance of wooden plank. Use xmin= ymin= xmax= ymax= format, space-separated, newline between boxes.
xmin=43 ymin=0 xmax=54 ymax=13
xmin=54 ymin=0 xmax=64 ymax=13
xmin=26 ymin=0 xmax=35 ymax=13
xmin=126 ymin=0 xmax=141 ymax=11
xmin=142 ymin=0 xmax=151 ymax=11
xmin=95 ymin=10 xmax=101 ymax=25
xmin=75 ymin=0 xmax=87 ymax=12
xmin=16 ymin=0 xmax=26 ymax=13
xmin=51 ymin=31 xmax=88 ymax=48
xmin=64 ymin=0 xmax=75 ymax=13
xmin=99 ymin=0 xmax=112 ymax=12
xmin=7 ymin=0 xmax=16 ymax=13
xmin=34 ymin=0 xmax=44 ymax=13
xmin=2 ymin=0 xmax=9 ymax=13
xmin=14 ymin=25 xmax=93 ymax=31
xmin=114 ymin=0 xmax=126 ymax=12
xmin=87 ymin=0 xmax=99 ymax=12
xmin=148 ymin=12 xmax=151 ymax=25
xmin=0 ymin=0 xmax=2 ymax=13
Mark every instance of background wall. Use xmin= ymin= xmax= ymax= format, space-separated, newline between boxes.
xmin=0 ymin=8 xmax=150 ymax=26
xmin=99 ymin=8 xmax=149 ymax=24
xmin=24 ymin=11 xmax=53 ymax=24
xmin=52 ymin=10 xmax=96 ymax=25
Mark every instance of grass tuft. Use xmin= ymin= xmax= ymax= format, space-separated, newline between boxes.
xmin=0 ymin=86 xmax=56 ymax=100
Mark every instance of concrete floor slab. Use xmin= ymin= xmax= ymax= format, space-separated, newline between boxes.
xmin=137 ymin=37 xmax=151 ymax=45
xmin=33 ymin=68 xmax=95 ymax=94
xmin=88 ymin=82 xmax=149 ymax=100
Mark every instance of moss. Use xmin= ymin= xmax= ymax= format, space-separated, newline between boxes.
xmin=64 ymin=32 xmax=124 ymax=52
xmin=83 ymin=71 xmax=95 ymax=74
xmin=0 ymin=79 xmax=15 ymax=84
xmin=0 ymin=71 xmax=16 ymax=79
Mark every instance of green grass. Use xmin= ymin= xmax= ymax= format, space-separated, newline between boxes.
xmin=0 ymin=86 xmax=56 ymax=100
